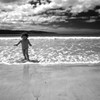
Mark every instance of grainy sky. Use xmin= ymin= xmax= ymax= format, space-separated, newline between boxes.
xmin=0 ymin=0 xmax=100 ymax=33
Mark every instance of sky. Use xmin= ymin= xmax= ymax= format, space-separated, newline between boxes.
xmin=0 ymin=0 xmax=100 ymax=34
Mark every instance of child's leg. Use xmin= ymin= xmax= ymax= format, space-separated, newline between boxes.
xmin=22 ymin=49 xmax=27 ymax=60
xmin=25 ymin=49 xmax=29 ymax=60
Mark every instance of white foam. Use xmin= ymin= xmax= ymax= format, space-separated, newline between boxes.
xmin=0 ymin=37 xmax=20 ymax=40
xmin=0 ymin=37 xmax=100 ymax=65
xmin=0 ymin=61 xmax=99 ymax=66
xmin=0 ymin=36 xmax=100 ymax=40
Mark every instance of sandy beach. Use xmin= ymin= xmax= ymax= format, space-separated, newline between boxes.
xmin=0 ymin=63 xmax=100 ymax=100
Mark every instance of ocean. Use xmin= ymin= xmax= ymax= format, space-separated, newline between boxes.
xmin=0 ymin=37 xmax=100 ymax=65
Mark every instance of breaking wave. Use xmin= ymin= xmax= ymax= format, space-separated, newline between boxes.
xmin=0 ymin=37 xmax=100 ymax=65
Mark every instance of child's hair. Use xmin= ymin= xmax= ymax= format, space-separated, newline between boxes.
xmin=21 ymin=32 xmax=29 ymax=38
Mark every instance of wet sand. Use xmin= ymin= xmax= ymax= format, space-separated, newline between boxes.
xmin=0 ymin=63 xmax=100 ymax=100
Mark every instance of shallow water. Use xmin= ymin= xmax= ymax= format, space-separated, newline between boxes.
xmin=0 ymin=64 xmax=100 ymax=100
xmin=0 ymin=37 xmax=100 ymax=64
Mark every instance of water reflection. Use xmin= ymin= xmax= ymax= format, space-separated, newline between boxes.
xmin=22 ymin=64 xmax=42 ymax=100
xmin=23 ymin=64 xmax=30 ymax=82
xmin=23 ymin=64 xmax=41 ymax=82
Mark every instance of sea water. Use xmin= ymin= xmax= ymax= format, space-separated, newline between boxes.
xmin=0 ymin=37 xmax=100 ymax=65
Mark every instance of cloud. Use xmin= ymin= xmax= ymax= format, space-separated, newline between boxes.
xmin=0 ymin=0 xmax=100 ymax=28
xmin=0 ymin=0 xmax=18 ymax=3
xmin=0 ymin=11 xmax=66 ymax=25
xmin=0 ymin=0 xmax=27 ymax=3
xmin=96 ymin=9 xmax=100 ymax=14
xmin=0 ymin=1 xmax=68 ymax=24
xmin=50 ymin=0 xmax=100 ymax=14
xmin=1 ymin=0 xmax=100 ymax=13
xmin=1 ymin=0 xmax=100 ymax=15
xmin=85 ymin=19 xmax=96 ymax=23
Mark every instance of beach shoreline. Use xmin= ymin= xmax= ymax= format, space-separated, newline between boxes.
xmin=0 ymin=63 xmax=100 ymax=100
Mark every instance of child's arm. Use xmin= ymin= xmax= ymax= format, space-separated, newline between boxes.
xmin=14 ymin=40 xmax=21 ymax=46
xmin=28 ymin=40 xmax=32 ymax=46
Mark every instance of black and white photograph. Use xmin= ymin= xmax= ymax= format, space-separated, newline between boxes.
xmin=0 ymin=0 xmax=100 ymax=100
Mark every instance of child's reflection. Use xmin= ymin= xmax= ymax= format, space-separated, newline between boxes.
xmin=23 ymin=64 xmax=30 ymax=81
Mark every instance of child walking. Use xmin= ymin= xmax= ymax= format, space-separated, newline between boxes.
xmin=14 ymin=32 xmax=32 ymax=61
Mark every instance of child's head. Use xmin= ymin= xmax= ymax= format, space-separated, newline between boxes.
xmin=21 ymin=32 xmax=29 ymax=39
